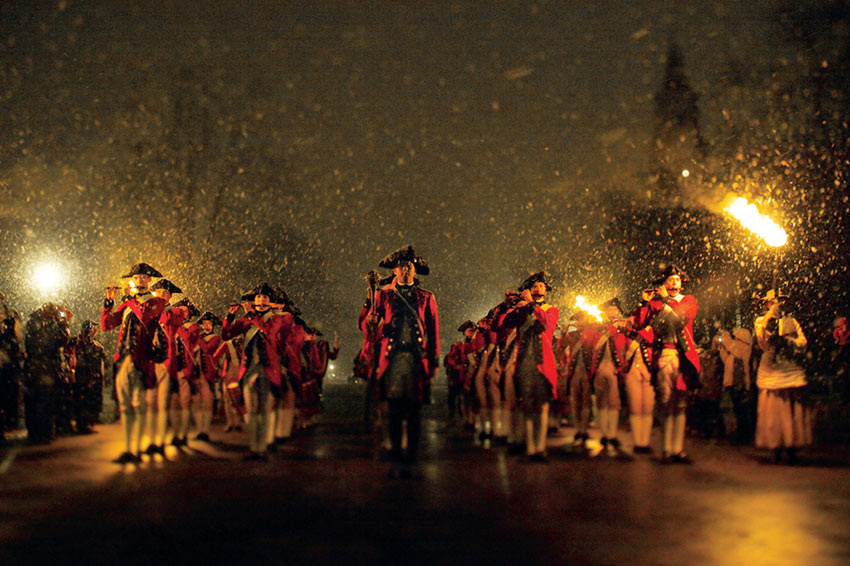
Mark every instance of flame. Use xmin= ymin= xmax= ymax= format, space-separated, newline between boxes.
xmin=574 ymin=295 xmax=603 ymax=322
xmin=724 ymin=197 xmax=788 ymax=247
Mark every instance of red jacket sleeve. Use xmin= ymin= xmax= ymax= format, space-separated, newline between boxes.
xmin=101 ymin=301 xmax=129 ymax=332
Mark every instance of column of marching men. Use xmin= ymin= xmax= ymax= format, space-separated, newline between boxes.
xmin=1 ymin=250 xmax=816 ymax=469
xmin=444 ymin=264 xmax=708 ymax=463
xmin=101 ymin=262 xmax=337 ymax=463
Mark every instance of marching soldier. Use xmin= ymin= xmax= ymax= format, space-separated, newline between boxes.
xmin=101 ymin=263 xmax=167 ymax=463
xmin=371 ymin=246 xmax=440 ymax=476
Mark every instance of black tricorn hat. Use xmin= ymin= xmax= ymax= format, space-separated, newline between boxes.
xmin=653 ymin=264 xmax=690 ymax=285
xmin=379 ymin=245 xmax=430 ymax=275
xmin=122 ymin=262 xmax=162 ymax=278
xmin=151 ymin=279 xmax=182 ymax=294
xmin=197 ymin=311 xmax=222 ymax=326
xmin=271 ymin=286 xmax=292 ymax=306
xmin=241 ymin=282 xmax=276 ymax=302
xmin=457 ymin=320 xmax=475 ymax=333
xmin=518 ymin=271 xmax=552 ymax=292
xmin=600 ymin=297 xmax=623 ymax=313
xmin=173 ymin=298 xmax=200 ymax=319
xmin=271 ymin=286 xmax=302 ymax=315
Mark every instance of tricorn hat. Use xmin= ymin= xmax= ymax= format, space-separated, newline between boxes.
xmin=518 ymin=271 xmax=552 ymax=292
xmin=271 ymin=286 xmax=292 ymax=307
xmin=652 ymin=264 xmax=690 ymax=285
xmin=271 ymin=286 xmax=302 ymax=315
xmin=122 ymin=262 xmax=162 ymax=278
xmin=197 ymin=311 xmax=222 ymax=327
xmin=151 ymin=279 xmax=182 ymax=295
xmin=457 ymin=320 xmax=475 ymax=333
xmin=600 ymin=297 xmax=623 ymax=314
xmin=173 ymin=298 xmax=200 ymax=319
xmin=241 ymin=282 xmax=276 ymax=302
xmin=379 ymin=245 xmax=430 ymax=275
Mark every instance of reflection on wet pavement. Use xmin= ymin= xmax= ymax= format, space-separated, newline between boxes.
xmin=1 ymin=383 xmax=849 ymax=565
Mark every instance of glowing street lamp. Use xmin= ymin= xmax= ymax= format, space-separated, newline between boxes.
xmin=31 ymin=261 xmax=65 ymax=296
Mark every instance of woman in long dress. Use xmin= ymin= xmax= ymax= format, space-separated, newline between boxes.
xmin=753 ymin=290 xmax=812 ymax=464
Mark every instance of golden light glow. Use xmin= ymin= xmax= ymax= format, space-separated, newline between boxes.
xmin=681 ymin=169 xmax=690 ymax=177
xmin=32 ymin=262 xmax=64 ymax=295
xmin=724 ymin=196 xmax=788 ymax=247
xmin=574 ymin=295 xmax=602 ymax=322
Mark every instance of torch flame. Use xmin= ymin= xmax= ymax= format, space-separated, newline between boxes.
xmin=574 ymin=295 xmax=603 ymax=322
xmin=724 ymin=197 xmax=788 ymax=247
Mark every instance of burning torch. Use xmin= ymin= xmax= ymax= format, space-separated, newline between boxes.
xmin=724 ymin=195 xmax=788 ymax=291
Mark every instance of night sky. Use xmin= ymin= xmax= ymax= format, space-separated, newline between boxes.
xmin=2 ymin=1 xmax=846 ymax=373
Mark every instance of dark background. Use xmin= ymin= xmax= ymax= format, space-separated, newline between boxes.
xmin=1 ymin=1 xmax=848 ymax=379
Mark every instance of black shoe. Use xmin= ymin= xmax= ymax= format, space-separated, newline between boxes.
xmin=660 ymin=451 xmax=673 ymax=465
xmin=195 ymin=433 xmax=210 ymax=442
xmin=144 ymin=444 xmax=159 ymax=456
xmin=153 ymin=444 xmax=166 ymax=456
xmin=113 ymin=451 xmax=137 ymax=464
xmin=529 ymin=452 xmax=548 ymax=463
xmin=672 ymin=452 xmax=693 ymax=465
xmin=266 ymin=442 xmax=277 ymax=453
xmin=243 ymin=451 xmax=268 ymax=462
xmin=786 ymin=448 xmax=798 ymax=466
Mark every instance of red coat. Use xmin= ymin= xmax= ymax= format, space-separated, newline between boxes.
xmin=222 ymin=310 xmax=294 ymax=387
xmin=101 ymin=293 xmax=167 ymax=387
xmin=502 ymin=302 xmax=560 ymax=397
xmin=374 ymin=283 xmax=440 ymax=382
xmin=633 ymin=294 xmax=701 ymax=387
xmin=159 ymin=307 xmax=186 ymax=379
xmin=197 ymin=332 xmax=223 ymax=382
xmin=568 ymin=324 xmax=603 ymax=381
xmin=213 ymin=339 xmax=242 ymax=383
xmin=176 ymin=323 xmax=201 ymax=380
xmin=591 ymin=324 xmax=629 ymax=378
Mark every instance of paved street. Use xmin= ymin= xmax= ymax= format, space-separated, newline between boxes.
xmin=2 ymin=383 xmax=849 ymax=566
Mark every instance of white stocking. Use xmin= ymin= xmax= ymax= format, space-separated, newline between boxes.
xmin=673 ymin=412 xmax=687 ymax=454
xmin=663 ymin=415 xmax=674 ymax=453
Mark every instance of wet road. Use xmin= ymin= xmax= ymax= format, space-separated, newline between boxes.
xmin=2 ymin=383 xmax=849 ymax=566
